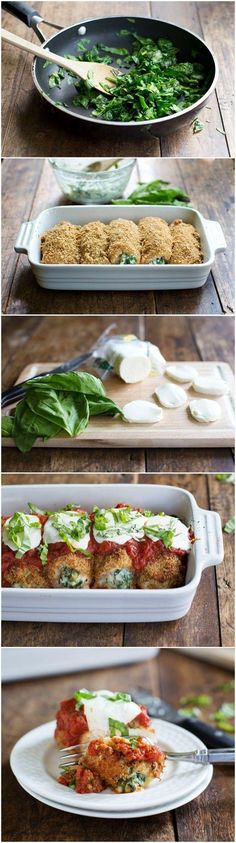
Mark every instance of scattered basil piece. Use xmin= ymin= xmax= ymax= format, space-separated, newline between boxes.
xmin=216 ymin=473 xmax=235 ymax=484
xmin=223 ymin=517 xmax=235 ymax=534
xmin=109 ymin=718 xmax=129 ymax=737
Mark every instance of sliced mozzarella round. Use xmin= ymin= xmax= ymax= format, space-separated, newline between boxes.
xmin=155 ymin=383 xmax=187 ymax=409
xmin=43 ymin=511 xmax=90 ymax=550
xmin=145 ymin=514 xmax=191 ymax=551
xmin=93 ymin=508 xmax=146 ymax=544
xmin=189 ymin=399 xmax=221 ymax=424
xmin=122 ymin=400 xmax=163 ymax=424
xmin=3 ymin=513 xmax=41 ymax=555
xmin=166 ymin=364 xmax=197 ymax=384
xmin=192 ymin=376 xmax=230 ymax=396
xmin=83 ymin=695 xmax=141 ymax=737
xmin=113 ymin=353 xmax=151 ymax=383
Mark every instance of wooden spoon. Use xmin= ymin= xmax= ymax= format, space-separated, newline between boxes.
xmin=1 ymin=28 xmax=117 ymax=94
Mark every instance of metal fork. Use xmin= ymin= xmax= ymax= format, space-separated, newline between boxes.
xmin=59 ymin=742 xmax=235 ymax=769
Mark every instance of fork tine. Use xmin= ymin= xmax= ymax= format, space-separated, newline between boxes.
xmin=59 ymin=741 xmax=90 ymax=752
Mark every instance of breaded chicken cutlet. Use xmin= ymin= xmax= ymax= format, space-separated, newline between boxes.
xmin=4 ymin=564 xmax=47 ymax=588
xmin=169 ymin=219 xmax=203 ymax=264
xmin=139 ymin=216 xmax=173 ymax=264
xmin=136 ymin=550 xmax=186 ymax=589
xmin=79 ymin=221 xmax=109 ymax=264
xmin=94 ymin=547 xmax=135 ymax=589
xmin=41 ymin=221 xmax=80 ymax=264
xmin=107 ymin=219 xmax=141 ymax=264
xmin=46 ymin=551 xmax=93 ymax=589
xmin=59 ymin=736 xmax=165 ymax=794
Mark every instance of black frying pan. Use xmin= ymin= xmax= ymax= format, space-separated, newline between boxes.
xmin=2 ymin=1 xmax=218 ymax=136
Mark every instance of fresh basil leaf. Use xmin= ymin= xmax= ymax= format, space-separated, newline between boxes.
xmin=109 ymin=718 xmax=129 ymax=737
xmin=26 ymin=371 xmax=106 ymax=397
xmin=107 ymin=692 xmax=132 ymax=702
xmin=1 ymin=416 xmax=15 ymax=437
xmin=87 ymin=395 xmax=122 ymax=417
xmin=28 ymin=502 xmax=46 ymax=515
xmin=13 ymin=400 xmax=38 ymax=453
xmin=26 ymin=389 xmax=89 ymax=438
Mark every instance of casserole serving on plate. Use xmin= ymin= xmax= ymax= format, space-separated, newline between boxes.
xmin=1 ymin=484 xmax=223 ymax=622
xmin=15 ymin=205 xmax=226 ymax=291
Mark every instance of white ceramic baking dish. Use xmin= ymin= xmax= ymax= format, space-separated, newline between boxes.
xmin=2 ymin=484 xmax=223 ymax=623
xmin=14 ymin=204 xmax=226 ymax=291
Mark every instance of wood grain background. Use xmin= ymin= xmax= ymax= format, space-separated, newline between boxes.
xmin=2 ymin=157 xmax=234 ymax=315
xmin=2 ymin=471 xmax=234 ymax=648
xmin=2 ymin=314 xmax=234 ymax=471
xmin=1 ymin=2 xmax=235 ymax=158
xmin=2 ymin=649 xmax=235 ymax=841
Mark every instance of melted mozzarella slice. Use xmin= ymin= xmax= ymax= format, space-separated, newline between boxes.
xmin=3 ymin=513 xmax=41 ymax=554
xmin=93 ymin=508 xmax=146 ymax=545
xmin=43 ymin=511 xmax=90 ymax=550
xmin=193 ymin=376 xmax=230 ymax=396
xmin=123 ymin=400 xmax=163 ymax=424
xmin=83 ymin=694 xmax=141 ymax=736
xmin=189 ymin=399 xmax=221 ymax=424
xmin=145 ymin=514 xmax=191 ymax=551
xmin=155 ymin=383 xmax=187 ymax=408
xmin=166 ymin=364 xmax=197 ymax=384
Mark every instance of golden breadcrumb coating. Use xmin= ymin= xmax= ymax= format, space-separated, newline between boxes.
xmin=41 ymin=221 xmax=80 ymax=264
xmin=47 ymin=552 xmax=93 ymax=588
xmin=139 ymin=216 xmax=173 ymax=263
xmin=94 ymin=547 xmax=135 ymax=588
xmin=107 ymin=219 xmax=141 ymax=264
xmin=5 ymin=565 xmax=47 ymax=588
xmin=79 ymin=221 xmax=109 ymax=264
xmin=169 ymin=219 xmax=203 ymax=264
xmin=137 ymin=550 xmax=186 ymax=589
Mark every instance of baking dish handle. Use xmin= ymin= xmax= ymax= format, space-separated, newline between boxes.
xmin=199 ymin=508 xmax=224 ymax=570
xmin=15 ymin=221 xmax=34 ymax=255
xmin=203 ymin=219 xmax=227 ymax=253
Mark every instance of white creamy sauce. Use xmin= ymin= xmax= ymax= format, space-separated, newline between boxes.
xmin=3 ymin=513 xmax=41 ymax=553
xmin=166 ymin=364 xmax=197 ymax=383
xmin=155 ymin=383 xmax=187 ymax=408
xmin=93 ymin=509 xmax=146 ymax=545
xmin=193 ymin=376 xmax=229 ymax=396
xmin=43 ymin=511 xmax=90 ymax=550
xmin=145 ymin=514 xmax=191 ymax=551
xmin=123 ymin=400 xmax=163 ymax=424
xmin=189 ymin=399 xmax=221 ymax=424
xmin=83 ymin=693 xmax=141 ymax=736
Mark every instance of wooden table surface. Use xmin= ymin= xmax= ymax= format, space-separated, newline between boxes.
xmin=2 ymin=157 xmax=234 ymax=316
xmin=1 ymin=2 xmax=234 ymax=159
xmin=2 ymin=471 xmax=234 ymax=648
xmin=2 ymin=313 xmax=234 ymax=472
xmin=2 ymin=649 xmax=235 ymax=841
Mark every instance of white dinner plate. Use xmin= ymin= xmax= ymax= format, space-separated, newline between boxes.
xmin=14 ymin=767 xmax=213 ymax=818
xmin=10 ymin=719 xmax=213 ymax=818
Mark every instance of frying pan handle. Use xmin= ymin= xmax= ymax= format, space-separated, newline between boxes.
xmin=2 ymin=2 xmax=42 ymax=28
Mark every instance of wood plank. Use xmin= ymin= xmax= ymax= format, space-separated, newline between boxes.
xmin=3 ymin=359 xmax=234 ymax=449
xmin=1 ymin=446 xmax=146 ymax=472
xmin=207 ymin=473 xmax=235 ymax=646
xmin=146 ymin=447 xmax=235 ymax=472
xmin=198 ymin=1 xmax=235 ymax=156
xmin=1 ymin=621 xmax=124 ymax=647
xmin=159 ymin=650 xmax=234 ymax=843
xmin=1 ymin=158 xmax=43 ymax=312
xmin=178 ymin=159 xmax=235 ymax=314
xmin=151 ymin=2 xmax=230 ymax=157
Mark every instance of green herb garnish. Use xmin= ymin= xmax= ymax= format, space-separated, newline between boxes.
xmin=109 ymin=718 xmax=129 ymax=737
xmin=216 ymin=473 xmax=235 ymax=484
xmin=223 ymin=517 xmax=235 ymax=534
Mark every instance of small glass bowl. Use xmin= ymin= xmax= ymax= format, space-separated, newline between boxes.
xmin=48 ymin=158 xmax=136 ymax=205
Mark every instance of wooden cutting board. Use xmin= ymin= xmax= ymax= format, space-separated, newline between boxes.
xmin=2 ymin=361 xmax=235 ymax=449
